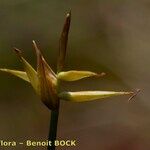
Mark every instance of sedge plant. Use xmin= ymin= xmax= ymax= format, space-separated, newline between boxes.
xmin=0 ymin=12 xmax=139 ymax=150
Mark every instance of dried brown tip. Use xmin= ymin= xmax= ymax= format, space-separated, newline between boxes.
xmin=13 ymin=47 xmax=22 ymax=59
xmin=128 ymin=89 xmax=141 ymax=102
xmin=66 ymin=10 xmax=71 ymax=19
xmin=32 ymin=40 xmax=43 ymax=59
xmin=32 ymin=40 xmax=38 ymax=50
xmin=96 ymin=72 xmax=106 ymax=77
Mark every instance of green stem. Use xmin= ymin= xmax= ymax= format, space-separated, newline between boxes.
xmin=48 ymin=105 xmax=60 ymax=150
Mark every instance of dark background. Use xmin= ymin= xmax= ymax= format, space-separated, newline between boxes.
xmin=0 ymin=0 xmax=149 ymax=149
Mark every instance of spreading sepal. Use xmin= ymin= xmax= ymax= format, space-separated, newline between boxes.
xmin=0 ymin=69 xmax=29 ymax=82
xmin=57 ymin=70 xmax=105 ymax=81
xmin=13 ymin=48 xmax=39 ymax=94
xmin=59 ymin=91 xmax=133 ymax=102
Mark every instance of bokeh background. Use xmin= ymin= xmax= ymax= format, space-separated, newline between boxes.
xmin=0 ymin=0 xmax=150 ymax=149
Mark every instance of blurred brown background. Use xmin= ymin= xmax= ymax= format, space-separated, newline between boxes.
xmin=0 ymin=0 xmax=150 ymax=149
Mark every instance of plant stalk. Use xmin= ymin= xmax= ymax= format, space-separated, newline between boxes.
xmin=48 ymin=104 xmax=60 ymax=150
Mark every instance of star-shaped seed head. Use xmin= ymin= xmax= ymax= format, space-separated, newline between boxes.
xmin=0 ymin=12 xmax=138 ymax=110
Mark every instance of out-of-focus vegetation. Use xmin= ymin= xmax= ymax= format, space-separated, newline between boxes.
xmin=0 ymin=0 xmax=150 ymax=149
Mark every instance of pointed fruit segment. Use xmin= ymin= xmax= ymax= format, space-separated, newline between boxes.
xmin=59 ymin=91 xmax=133 ymax=102
xmin=57 ymin=11 xmax=71 ymax=72
xmin=32 ymin=40 xmax=58 ymax=110
xmin=57 ymin=70 xmax=105 ymax=81
xmin=13 ymin=48 xmax=39 ymax=94
xmin=0 ymin=69 xmax=29 ymax=82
